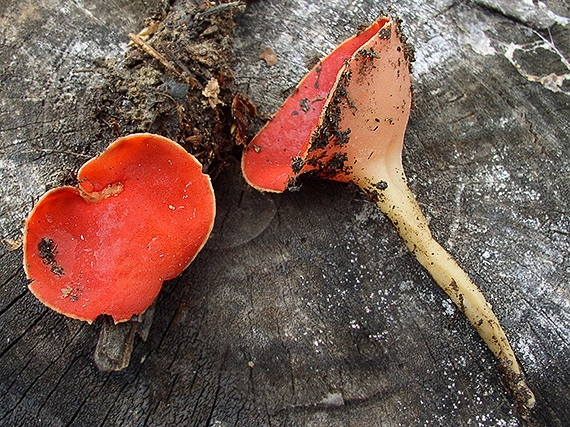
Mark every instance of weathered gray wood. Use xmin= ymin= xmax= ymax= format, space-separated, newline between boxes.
xmin=1 ymin=0 xmax=569 ymax=426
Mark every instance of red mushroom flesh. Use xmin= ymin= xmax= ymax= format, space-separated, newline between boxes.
xmin=24 ymin=133 xmax=215 ymax=324
xmin=242 ymin=17 xmax=389 ymax=192
xmin=241 ymin=18 xmax=534 ymax=414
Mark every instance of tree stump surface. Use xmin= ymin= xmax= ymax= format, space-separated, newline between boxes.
xmin=1 ymin=0 xmax=569 ymax=426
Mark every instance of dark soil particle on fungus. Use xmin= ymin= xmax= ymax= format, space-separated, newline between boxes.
xmin=291 ymin=156 xmax=304 ymax=174
xmin=38 ymin=237 xmax=64 ymax=276
xmin=308 ymin=71 xmax=353 ymax=155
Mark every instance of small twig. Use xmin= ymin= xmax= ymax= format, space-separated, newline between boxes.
xmin=128 ymin=33 xmax=199 ymax=87
xmin=195 ymin=1 xmax=245 ymax=19
xmin=156 ymin=41 xmax=199 ymax=87
xmin=533 ymin=28 xmax=570 ymax=70
xmin=128 ymin=32 xmax=183 ymax=78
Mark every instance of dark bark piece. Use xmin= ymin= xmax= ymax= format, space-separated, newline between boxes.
xmin=94 ymin=305 xmax=156 ymax=372
xmin=94 ymin=316 xmax=139 ymax=372
xmin=1 ymin=0 xmax=569 ymax=426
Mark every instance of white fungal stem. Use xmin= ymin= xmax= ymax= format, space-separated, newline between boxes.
xmin=357 ymin=167 xmax=536 ymax=414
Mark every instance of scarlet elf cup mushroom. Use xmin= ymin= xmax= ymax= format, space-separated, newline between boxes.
xmin=24 ymin=133 xmax=215 ymax=324
xmin=242 ymin=17 xmax=535 ymax=414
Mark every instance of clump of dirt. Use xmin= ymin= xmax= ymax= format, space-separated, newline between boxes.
xmin=89 ymin=0 xmax=246 ymax=174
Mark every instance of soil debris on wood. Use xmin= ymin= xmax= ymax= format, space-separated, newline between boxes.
xmin=88 ymin=0 xmax=246 ymax=175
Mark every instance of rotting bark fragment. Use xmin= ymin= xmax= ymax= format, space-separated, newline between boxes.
xmin=232 ymin=93 xmax=257 ymax=147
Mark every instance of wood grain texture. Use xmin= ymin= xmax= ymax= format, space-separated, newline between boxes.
xmin=1 ymin=0 xmax=569 ymax=426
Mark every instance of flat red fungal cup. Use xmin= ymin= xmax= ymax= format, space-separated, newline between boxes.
xmin=23 ymin=133 xmax=215 ymax=323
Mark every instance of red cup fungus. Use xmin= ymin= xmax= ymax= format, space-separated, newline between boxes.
xmin=241 ymin=17 xmax=535 ymax=415
xmin=24 ymin=133 xmax=215 ymax=324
